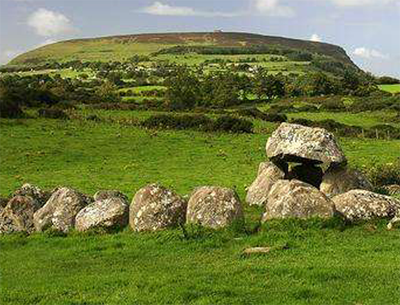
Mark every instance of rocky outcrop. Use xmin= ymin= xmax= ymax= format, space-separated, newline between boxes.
xmin=266 ymin=123 xmax=346 ymax=166
xmin=33 ymin=187 xmax=91 ymax=233
xmin=320 ymin=166 xmax=373 ymax=198
xmin=13 ymin=184 xmax=50 ymax=206
xmin=186 ymin=186 xmax=244 ymax=229
xmin=129 ymin=184 xmax=187 ymax=232
xmin=75 ymin=197 xmax=128 ymax=232
xmin=93 ymin=190 xmax=128 ymax=202
xmin=262 ymin=179 xmax=335 ymax=221
xmin=0 ymin=196 xmax=41 ymax=234
xmin=332 ymin=190 xmax=400 ymax=221
xmin=246 ymin=162 xmax=285 ymax=206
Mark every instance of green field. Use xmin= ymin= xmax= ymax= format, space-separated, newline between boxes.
xmin=379 ymin=84 xmax=400 ymax=94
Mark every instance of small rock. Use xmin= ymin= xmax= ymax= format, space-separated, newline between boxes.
xmin=93 ymin=190 xmax=128 ymax=202
xmin=246 ymin=162 xmax=285 ymax=206
xmin=0 ymin=196 xmax=41 ymax=234
xmin=33 ymin=187 xmax=92 ymax=233
xmin=320 ymin=166 xmax=373 ymax=198
xmin=262 ymin=179 xmax=335 ymax=221
xmin=186 ymin=186 xmax=244 ymax=229
xmin=13 ymin=184 xmax=50 ymax=207
xmin=243 ymin=247 xmax=271 ymax=255
xmin=266 ymin=123 xmax=346 ymax=166
xmin=383 ymin=184 xmax=400 ymax=196
xmin=129 ymin=184 xmax=187 ymax=232
xmin=332 ymin=190 xmax=400 ymax=221
xmin=75 ymin=197 xmax=129 ymax=232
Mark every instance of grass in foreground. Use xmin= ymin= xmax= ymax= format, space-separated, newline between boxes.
xmin=1 ymin=219 xmax=400 ymax=305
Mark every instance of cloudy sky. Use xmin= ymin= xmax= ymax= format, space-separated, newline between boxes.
xmin=0 ymin=0 xmax=399 ymax=77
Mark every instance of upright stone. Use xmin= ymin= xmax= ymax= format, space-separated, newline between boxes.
xmin=186 ymin=186 xmax=244 ymax=229
xmin=33 ymin=187 xmax=91 ymax=233
xmin=262 ymin=179 xmax=335 ymax=221
xmin=246 ymin=162 xmax=286 ymax=206
xmin=266 ymin=123 xmax=346 ymax=166
xmin=320 ymin=166 xmax=373 ymax=198
xmin=129 ymin=184 xmax=187 ymax=232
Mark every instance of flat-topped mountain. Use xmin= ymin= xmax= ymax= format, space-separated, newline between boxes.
xmin=9 ymin=31 xmax=356 ymax=67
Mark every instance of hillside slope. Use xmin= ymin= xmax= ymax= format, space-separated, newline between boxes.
xmin=9 ymin=32 xmax=356 ymax=67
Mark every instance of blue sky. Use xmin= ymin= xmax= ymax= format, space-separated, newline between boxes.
xmin=0 ymin=0 xmax=399 ymax=77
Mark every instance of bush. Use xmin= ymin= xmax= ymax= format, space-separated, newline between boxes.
xmin=236 ymin=108 xmax=287 ymax=122
xmin=0 ymin=100 xmax=24 ymax=118
xmin=142 ymin=114 xmax=253 ymax=133
xmin=38 ymin=108 xmax=69 ymax=119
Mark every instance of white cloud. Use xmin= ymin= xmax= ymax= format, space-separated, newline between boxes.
xmin=310 ymin=33 xmax=322 ymax=42
xmin=353 ymin=47 xmax=388 ymax=59
xmin=27 ymin=8 xmax=75 ymax=37
xmin=140 ymin=2 xmax=240 ymax=17
xmin=0 ymin=49 xmax=23 ymax=64
xmin=254 ymin=0 xmax=295 ymax=17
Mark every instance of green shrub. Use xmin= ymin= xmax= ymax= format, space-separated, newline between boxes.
xmin=38 ymin=108 xmax=69 ymax=120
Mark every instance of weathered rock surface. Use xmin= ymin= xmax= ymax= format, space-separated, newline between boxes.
xmin=288 ymin=163 xmax=323 ymax=188
xmin=93 ymin=190 xmax=128 ymax=202
xmin=262 ymin=179 xmax=335 ymax=221
xmin=130 ymin=184 xmax=187 ymax=232
xmin=13 ymin=184 xmax=50 ymax=206
xmin=33 ymin=187 xmax=91 ymax=233
xmin=0 ymin=196 xmax=41 ymax=234
xmin=332 ymin=190 xmax=400 ymax=221
xmin=75 ymin=197 xmax=129 ymax=232
xmin=246 ymin=162 xmax=285 ymax=206
xmin=266 ymin=123 xmax=346 ymax=165
xmin=186 ymin=186 xmax=244 ymax=229
xmin=320 ymin=166 xmax=373 ymax=198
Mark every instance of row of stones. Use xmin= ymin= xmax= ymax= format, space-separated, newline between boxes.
xmin=0 ymin=184 xmax=243 ymax=234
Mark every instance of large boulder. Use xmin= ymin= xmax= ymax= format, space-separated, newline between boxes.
xmin=33 ymin=187 xmax=91 ymax=233
xmin=320 ymin=166 xmax=373 ymax=198
xmin=262 ymin=179 xmax=335 ymax=221
xmin=246 ymin=162 xmax=285 ymax=206
xmin=129 ymin=184 xmax=187 ymax=232
xmin=75 ymin=197 xmax=129 ymax=232
xmin=13 ymin=183 xmax=50 ymax=207
xmin=0 ymin=196 xmax=41 ymax=234
xmin=332 ymin=190 xmax=400 ymax=221
xmin=186 ymin=186 xmax=244 ymax=229
xmin=266 ymin=123 xmax=346 ymax=165
xmin=93 ymin=190 xmax=128 ymax=202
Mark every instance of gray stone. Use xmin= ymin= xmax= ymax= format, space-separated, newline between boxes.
xmin=320 ymin=166 xmax=373 ymax=198
xmin=262 ymin=179 xmax=335 ymax=221
xmin=75 ymin=197 xmax=129 ymax=232
xmin=246 ymin=162 xmax=285 ymax=206
xmin=13 ymin=183 xmax=50 ymax=207
xmin=0 ymin=196 xmax=41 ymax=234
xmin=129 ymin=184 xmax=187 ymax=232
xmin=332 ymin=190 xmax=400 ymax=221
xmin=266 ymin=123 xmax=346 ymax=165
xmin=186 ymin=186 xmax=244 ymax=229
xmin=33 ymin=187 xmax=91 ymax=233
xmin=93 ymin=190 xmax=128 ymax=202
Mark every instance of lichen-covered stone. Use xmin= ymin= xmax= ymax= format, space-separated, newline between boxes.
xmin=0 ymin=197 xmax=8 ymax=209
xmin=266 ymin=123 xmax=346 ymax=165
xmin=93 ymin=190 xmax=128 ymax=202
xmin=0 ymin=196 xmax=41 ymax=234
xmin=13 ymin=183 xmax=50 ymax=206
xmin=262 ymin=179 xmax=335 ymax=221
xmin=246 ymin=162 xmax=285 ymax=206
xmin=320 ymin=166 xmax=373 ymax=198
xmin=75 ymin=197 xmax=128 ymax=232
xmin=33 ymin=187 xmax=91 ymax=233
xmin=186 ymin=186 xmax=244 ymax=229
xmin=332 ymin=190 xmax=400 ymax=221
xmin=129 ymin=184 xmax=187 ymax=232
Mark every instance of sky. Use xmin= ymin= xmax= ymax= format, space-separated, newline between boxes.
xmin=0 ymin=0 xmax=399 ymax=77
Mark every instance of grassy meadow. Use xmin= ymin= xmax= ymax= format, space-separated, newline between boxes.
xmin=378 ymin=84 xmax=400 ymax=94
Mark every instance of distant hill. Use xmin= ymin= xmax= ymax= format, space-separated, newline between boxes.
xmin=8 ymin=32 xmax=357 ymax=67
